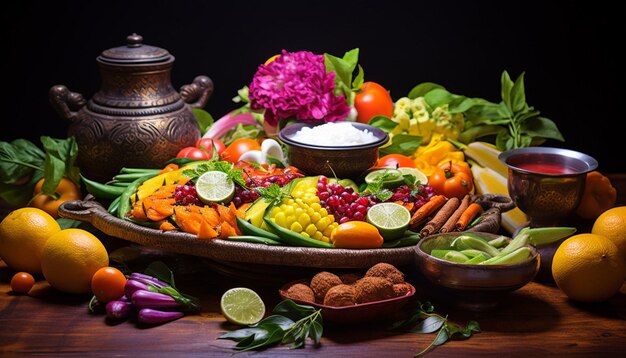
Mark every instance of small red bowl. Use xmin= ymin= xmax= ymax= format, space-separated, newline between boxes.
xmin=278 ymin=279 xmax=416 ymax=324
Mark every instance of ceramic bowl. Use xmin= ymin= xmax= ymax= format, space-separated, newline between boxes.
xmin=278 ymin=122 xmax=389 ymax=180
xmin=498 ymin=146 xmax=598 ymax=227
xmin=279 ymin=279 xmax=416 ymax=324
xmin=414 ymin=232 xmax=539 ymax=311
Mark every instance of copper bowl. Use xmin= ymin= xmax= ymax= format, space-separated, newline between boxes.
xmin=278 ymin=122 xmax=389 ymax=180
xmin=414 ymin=232 xmax=540 ymax=311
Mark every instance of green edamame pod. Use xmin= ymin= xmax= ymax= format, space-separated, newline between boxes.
xmin=518 ymin=226 xmax=577 ymax=246
xmin=499 ymin=232 xmax=529 ymax=256
xmin=80 ymin=174 xmax=126 ymax=200
xmin=117 ymin=174 xmax=157 ymax=220
xmin=236 ymin=216 xmax=281 ymax=241
xmin=225 ymin=235 xmax=282 ymax=246
xmin=456 ymin=235 xmax=501 ymax=257
xmin=264 ymin=217 xmax=334 ymax=248
xmin=443 ymin=250 xmax=470 ymax=263
xmin=481 ymin=247 xmax=532 ymax=265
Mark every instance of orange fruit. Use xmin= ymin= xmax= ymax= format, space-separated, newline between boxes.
xmin=91 ymin=266 xmax=127 ymax=303
xmin=31 ymin=177 xmax=82 ymax=219
xmin=41 ymin=228 xmax=109 ymax=294
xmin=592 ymin=206 xmax=626 ymax=261
xmin=552 ymin=233 xmax=626 ymax=302
xmin=0 ymin=207 xmax=61 ymax=274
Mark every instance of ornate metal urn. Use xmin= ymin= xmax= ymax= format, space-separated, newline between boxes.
xmin=50 ymin=33 xmax=213 ymax=182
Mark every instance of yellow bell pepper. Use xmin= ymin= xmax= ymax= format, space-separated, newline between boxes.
xmin=412 ymin=133 xmax=466 ymax=176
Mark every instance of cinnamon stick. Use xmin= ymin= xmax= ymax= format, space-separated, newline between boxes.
xmin=420 ymin=197 xmax=460 ymax=237
xmin=440 ymin=194 xmax=471 ymax=233
xmin=409 ymin=195 xmax=447 ymax=228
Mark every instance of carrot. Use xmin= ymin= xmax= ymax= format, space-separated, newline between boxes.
xmin=455 ymin=203 xmax=483 ymax=231
xmin=420 ymin=197 xmax=460 ymax=237
xmin=159 ymin=220 xmax=177 ymax=231
xmin=198 ymin=219 xmax=219 ymax=239
xmin=440 ymin=194 xmax=470 ymax=233
xmin=409 ymin=195 xmax=447 ymax=228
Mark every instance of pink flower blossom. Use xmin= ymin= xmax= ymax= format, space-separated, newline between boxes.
xmin=248 ymin=50 xmax=350 ymax=126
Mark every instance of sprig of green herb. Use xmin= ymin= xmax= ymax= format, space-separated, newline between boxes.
xmin=388 ymin=301 xmax=480 ymax=356
xmin=182 ymin=161 xmax=246 ymax=188
xmin=144 ymin=261 xmax=200 ymax=313
xmin=219 ymin=299 xmax=323 ymax=351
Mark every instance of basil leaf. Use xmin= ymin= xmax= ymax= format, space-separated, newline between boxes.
xmin=424 ymin=88 xmax=455 ymax=109
xmin=40 ymin=136 xmax=79 ymax=196
xmin=511 ymin=72 xmax=527 ymax=113
xmin=0 ymin=174 xmax=43 ymax=207
xmin=410 ymin=315 xmax=445 ymax=334
xmin=379 ymin=134 xmax=422 ymax=157
xmin=144 ymin=261 xmax=176 ymax=287
xmin=0 ymin=139 xmax=44 ymax=183
xmin=500 ymin=70 xmax=514 ymax=112
xmin=368 ymin=116 xmax=398 ymax=132
xmin=351 ymin=64 xmax=365 ymax=92
xmin=408 ymin=82 xmax=445 ymax=99
xmin=192 ymin=108 xmax=214 ymax=134
xmin=521 ymin=116 xmax=565 ymax=141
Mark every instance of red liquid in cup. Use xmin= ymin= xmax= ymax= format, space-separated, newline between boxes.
xmin=516 ymin=163 xmax=577 ymax=174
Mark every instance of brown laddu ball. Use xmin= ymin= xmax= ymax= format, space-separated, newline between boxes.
xmin=284 ymin=283 xmax=315 ymax=303
xmin=339 ymin=273 xmax=362 ymax=285
xmin=323 ymin=284 xmax=356 ymax=307
xmin=365 ymin=262 xmax=405 ymax=284
xmin=354 ymin=276 xmax=395 ymax=303
xmin=393 ymin=283 xmax=412 ymax=296
xmin=310 ymin=271 xmax=343 ymax=303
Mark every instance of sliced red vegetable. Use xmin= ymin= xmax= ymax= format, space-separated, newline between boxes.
xmin=138 ymin=308 xmax=184 ymax=325
xmin=131 ymin=290 xmax=181 ymax=309
xmin=106 ymin=300 xmax=133 ymax=321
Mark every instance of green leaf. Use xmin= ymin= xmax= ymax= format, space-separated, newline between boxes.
xmin=0 ymin=139 xmax=45 ymax=183
xmin=324 ymin=49 xmax=359 ymax=101
xmin=424 ymin=88 xmax=455 ymax=109
xmin=352 ymin=64 xmax=365 ymax=91
xmin=272 ymin=299 xmax=317 ymax=321
xmin=432 ymin=326 xmax=450 ymax=346
xmin=219 ymin=327 xmax=267 ymax=341
xmin=448 ymin=96 xmax=479 ymax=114
xmin=410 ymin=315 xmax=445 ymax=334
xmin=221 ymin=123 xmax=262 ymax=147
xmin=521 ymin=116 xmax=565 ymax=142
xmin=310 ymin=320 xmax=323 ymax=344
xmin=40 ymin=136 xmax=79 ymax=196
xmin=256 ymin=315 xmax=296 ymax=330
xmin=408 ymin=82 xmax=445 ymax=99
xmin=500 ymin=70 xmax=514 ymax=112
xmin=192 ymin=108 xmax=214 ymax=135
xmin=368 ymin=116 xmax=398 ymax=132
xmin=510 ymin=72 xmax=527 ymax=113
xmin=379 ymin=134 xmax=422 ymax=157
xmin=0 ymin=173 xmax=43 ymax=207
xmin=144 ymin=261 xmax=176 ymax=287
xmin=495 ymin=131 xmax=515 ymax=151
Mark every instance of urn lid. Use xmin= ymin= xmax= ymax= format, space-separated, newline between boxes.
xmin=97 ymin=33 xmax=172 ymax=64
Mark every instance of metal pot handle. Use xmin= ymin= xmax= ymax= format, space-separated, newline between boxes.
xmin=49 ymin=85 xmax=86 ymax=122
xmin=180 ymin=75 xmax=214 ymax=108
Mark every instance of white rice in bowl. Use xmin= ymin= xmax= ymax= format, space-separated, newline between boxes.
xmin=290 ymin=122 xmax=378 ymax=146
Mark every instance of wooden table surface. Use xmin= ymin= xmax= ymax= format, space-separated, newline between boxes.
xmin=1 ymin=174 xmax=625 ymax=357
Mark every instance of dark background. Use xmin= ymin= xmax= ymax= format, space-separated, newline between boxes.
xmin=1 ymin=1 xmax=624 ymax=172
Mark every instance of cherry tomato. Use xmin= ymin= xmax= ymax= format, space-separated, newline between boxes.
xmin=222 ymin=138 xmax=261 ymax=163
xmin=11 ymin=272 xmax=35 ymax=294
xmin=354 ymin=81 xmax=394 ymax=124
xmin=176 ymin=146 xmax=210 ymax=160
xmin=31 ymin=177 xmax=82 ymax=219
xmin=195 ymin=137 xmax=226 ymax=157
xmin=374 ymin=154 xmax=416 ymax=169
xmin=91 ymin=267 xmax=127 ymax=303
xmin=429 ymin=161 xmax=474 ymax=199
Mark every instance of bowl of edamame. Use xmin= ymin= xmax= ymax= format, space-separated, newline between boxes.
xmin=414 ymin=231 xmax=540 ymax=311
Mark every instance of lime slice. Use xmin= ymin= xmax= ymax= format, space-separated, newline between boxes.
xmin=366 ymin=202 xmax=411 ymax=240
xmin=196 ymin=171 xmax=235 ymax=204
xmin=398 ymin=167 xmax=429 ymax=185
xmin=364 ymin=169 xmax=404 ymax=189
xmin=220 ymin=287 xmax=266 ymax=325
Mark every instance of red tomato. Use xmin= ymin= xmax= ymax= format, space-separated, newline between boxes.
xmin=354 ymin=81 xmax=394 ymax=124
xmin=11 ymin=272 xmax=35 ymax=294
xmin=176 ymin=146 xmax=210 ymax=160
xmin=91 ymin=267 xmax=127 ymax=303
xmin=374 ymin=154 xmax=416 ymax=169
xmin=195 ymin=137 xmax=226 ymax=157
xmin=429 ymin=161 xmax=474 ymax=199
xmin=222 ymin=138 xmax=261 ymax=163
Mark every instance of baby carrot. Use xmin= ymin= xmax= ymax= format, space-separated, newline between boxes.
xmin=455 ymin=203 xmax=483 ymax=231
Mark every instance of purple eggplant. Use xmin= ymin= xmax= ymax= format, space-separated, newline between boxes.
xmin=106 ymin=300 xmax=133 ymax=320
xmin=131 ymin=290 xmax=181 ymax=309
xmin=129 ymin=273 xmax=169 ymax=288
xmin=137 ymin=308 xmax=184 ymax=325
xmin=124 ymin=278 xmax=150 ymax=299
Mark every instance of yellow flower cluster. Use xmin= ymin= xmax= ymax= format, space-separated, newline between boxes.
xmin=390 ymin=97 xmax=465 ymax=145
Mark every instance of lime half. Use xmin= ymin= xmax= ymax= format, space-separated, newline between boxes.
xmin=220 ymin=287 xmax=266 ymax=325
xmin=196 ymin=171 xmax=235 ymax=204
xmin=398 ymin=167 xmax=429 ymax=186
xmin=364 ymin=169 xmax=404 ymax=189
xmin=366 ymin=202 xmax=411 ymax=240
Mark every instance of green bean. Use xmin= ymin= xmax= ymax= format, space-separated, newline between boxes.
xmin=382 ymin=233 xmax=421 ymax=248
xmin=235 ymin=216 xmax=280 ymax=241
xmin=117 ymin=174 xmax=157 ymax=220
xmin=224 ymin=235 xmax=282 ymax=246
xmin=108 ymin=195 xmax=121 ymax=215
xmin=263 ymin=217 xmax=334 ymax=248
xmin=113 ymin=172 xmax=160 ymax=182
xmin=120 ymin=167 xmax=162 ymax=174
xmin=80 ymin=174 xmax=126 ymax=200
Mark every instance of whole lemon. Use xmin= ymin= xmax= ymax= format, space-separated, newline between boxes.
xmin=592 ymin=206 xmax=626 ymax=261
xmin=552 ymin=233 xmax=626 ymax=302
xmin=41 ymin=228 xmax=109 ymax=294
xmin=0 ymin=207 xmax=61 ymax=274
